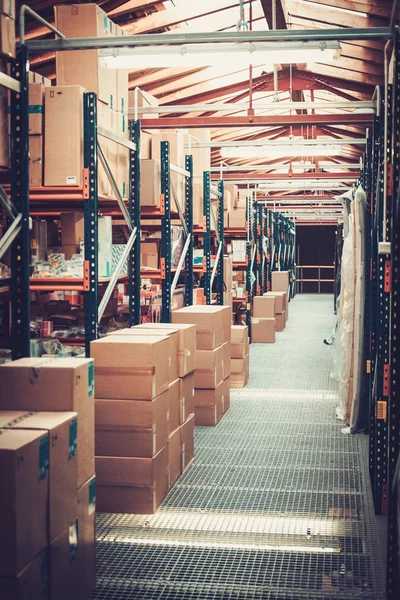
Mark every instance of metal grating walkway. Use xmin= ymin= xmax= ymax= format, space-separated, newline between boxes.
xmin=91 ymin=295 xmax=385 ymax=600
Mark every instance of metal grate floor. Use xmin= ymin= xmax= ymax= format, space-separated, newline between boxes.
xmin=91 ymin=295 xmax=385 ymax=600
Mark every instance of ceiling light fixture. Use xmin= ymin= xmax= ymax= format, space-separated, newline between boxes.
xmin=101 ymin=40 xmax=341 ymax=69
xmin=220 ymin=145 xmax=343 ymax=159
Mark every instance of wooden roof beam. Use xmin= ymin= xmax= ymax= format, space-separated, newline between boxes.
xmin=287 ymin=0 xmax=388 ymax=28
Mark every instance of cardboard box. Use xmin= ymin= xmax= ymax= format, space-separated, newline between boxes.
xmin=116 ymin=111 xmax=129 ymax=199
xmin=271 ymin=271 xmax=289 ymax=293
xmin=95 ymin=390 xmax=169 ymax=458
xmin=75 ymin=475 xmax=96 ymax=600
xmin=276 ymin=312 xmax=285 ymax=332
xmin=91 ymin=335 xmax=169 ymax=400
xmin=152 ymin=131 xmax=186 ymax=210
xmin=55 ymin=4 xmax=116 ymax=106
xmin=169 ymin=379 xmax=180 ymax=435
xmin=180 ymin=372 xmax=195 ymax=425
xmin=181 ymin=413 xmax=194 ymax=472
xmin=0 ymin=1 xmax=15 ymax=18
xmin=0 ymin=14 xmax=15 ymax=58
xmin=0 ymin=429 xmax=48 ymax=576
xmin=140 ymin=159 xmax=161 ymax=207
xmin=0 ymin=357 xmax=94 ymax=488
xmin=224 ymin=184 xmax=238 ymax=209
xmin=263 ymin=291 xmax=287 ymax=313
xmin=195 ymin=345 xmax=224 ymax=389
xmin=229 ymin=208 xmax=246 ymax=228
xmin=141 ymin=239 xmax=160 ymax=269
xmin=61 ymin=211 xmax=84 ymax=246
xmin=96 ymin=445 xmax=169 ymax=514
xmin=222 ymin=341 xmax=231 ymax=380
xmin=194 ymin=378 xmax=229 ymax=426
xmin=231 ymin=325 xmax=249 ymax=358
xmin=192 ymin=181 xmax=204 ymax=226
xmin=28 ymin=82 xmax=44 ymax=135
xmin=230 ymin=355 xmax=249 ymax=388
xmin=169 ymin=427 xmax=182 ymax=487
xmin=140 ymin=130 xmax=152 ymax=159
xmin=0 ymin=410 xmax=78 ymax=543
xmin=137 ymin=323 xmax=196 ymax=377
xmin=29 ymin=135 xmax=43 ymax=186
xmin=251 ymin=318 xmax=276 ymax=343
xmin=224 ymin=290 xmax=233 ymax=307
xmin=172 ymin=305 xmax=231 ymax=350
xmin=61 ymin=244 xmax=79 ymax=260
xmin=0 ymin=549 xmax=49 ymax=600
xmin=44 ymin=86 xmax=84 ymax=186
xmin=253 ymin=296 xmax=276 ymax=319
xmin=224 ymin=254 xmax=233 ymax=291
xmin=0 ymin=74 xmax=8 ymax=169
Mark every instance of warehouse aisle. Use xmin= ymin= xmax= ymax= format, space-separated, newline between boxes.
xmin=92 ymin=295 xmax=384 ymax=600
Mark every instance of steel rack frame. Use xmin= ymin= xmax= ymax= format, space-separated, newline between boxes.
xmin=245 ymin=197 xmax=252 ymax=337
xmin=362 ymin=136 xmax=373 ymax=435
xmin=202 ymin=172 xmax=224 ymax=305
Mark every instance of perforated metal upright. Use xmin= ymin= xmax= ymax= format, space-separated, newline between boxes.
xmin=128 ymin=120 xmax=141 ymax=326
xmin=184 ymin=155 xmax=194 ymax=307
xmin=10 ymin=46 xmax=30 ymax=359
xmin=161 ymin=141 xmax=172 ymax=321
xmin=245 ymin=197 xmax=252 ymax=337
xmin=216 ymin=179 xmax=224 ymax=305
xmin=83 ymin=93 xmax=99 ymax=356
xmin=203 ymin=171 xmax=212 ymax=304
xmin=363 ymin=136 xmax=373 ymax=433
xmin=262 ymin=207 xmax=269 ymax=294
xmin=251 ymin=201 xmax=258 ymax=299
xmin=256 ymin=203 xmax=263 ymax=296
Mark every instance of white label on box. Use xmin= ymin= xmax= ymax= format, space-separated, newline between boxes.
xmin=66 ymin=176 xmax=77 ymax=185
xmin=222 ymin=395 xmax=225 ymax=412
xmin=252 ymin=319 xmax=259 ymax=324
xmin=182 ymin=443 xmax=186 ymax=468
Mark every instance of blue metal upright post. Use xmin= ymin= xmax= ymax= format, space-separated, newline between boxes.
xmin=10 ymin=45 xmax=30 ymax=359
xmin=83 ymin=93 xmax=99 ymax=356
xmin=161 ymin=141 xmax=171 ymax=322
xmin=129 ymin=120 xmax=141 ymax=326
xmin=217 ymin=179 xmax=224 ymax=305
xmin=184 ymin=155 xmax=194 ymax=307
xmin=203 ymin=171 xmax=211 ymax=304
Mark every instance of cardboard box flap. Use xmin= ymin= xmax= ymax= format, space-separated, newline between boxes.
xmin=0 ymin=410 xmax=77 ymax=430
xmin=90 ymin=335 xmax=169 ymax=369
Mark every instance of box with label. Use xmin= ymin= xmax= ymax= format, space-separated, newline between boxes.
xmin=109 ymin=327 xmax=179 ymax=383
xmin=0 ymin=410 xmax=78 ymax=543
xmin=271 ymin=271 xmax=289 ymax=293
xmin=0 ymin=429 xmax=49 ymax=576
xmin=231 ymin=325 xmax=249 ymax=358
xmin=195 ymin=345 xmax=224 ymax=390
xmin=138 ymin=323 xmax=196 ymax=377
xmin=169 ymin=426 xmax=181 ymax=487
xmin=140 ymin=159 xmax=161 ymax=207
xmin=44 ymin=86 xmax=84 ymax=186
xmin=0 ymin=358 xmax=94 ymax=488
xmin=0 ymin=549 xmax=49 ymax=600
xmin=55 ymin=4 xmax=117 ymax=106
xmin=172 ymin=305 xmax=231 ymax=350
xmin=253 ymin=296 xmax=276 ymax=319
xmin=29 ymin=135 xmax=43 ymax=186
xmin=96 ymin=445 xmax=169 ymax=514
xmin=194 ymin=378 xmax=229 ymax=426
xmin=61 ymin=211 xmax=84 ymax=246
xmin=28 ymin=82 xmax=44 ymax=135
xmin=251 ymin=318 xmax=276 ymax=343
xmin=181 ymin=413 xmax=194 ymax=472
xmin=91 ymin=335 xmax=169 ymax=400
xmin=0 ymin=14 xmax=15 ymax=58
xmin=179 ymin=372 xmax=195 ymax=425
xmin=263 ymin=291 xmax=287 ymax=314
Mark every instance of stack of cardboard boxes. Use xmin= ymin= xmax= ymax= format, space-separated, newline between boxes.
xmin=0 ymin=0 xmax=15 ymax=60
xmin=230 ymin=325 xmax=250 ymax=388
xmin=28 ymin=72 xmax=51 ymax=186
xmin=263 ymin=291 xmax=288 ymax=331
xmin=224 ymin=254 xmax=233 ymax=306
xmin=251 ymin=296 xmax=276 ymax=343
xmin=0 ymin=357 xmax=96 ymax=600
xmin=172 ymin=305 xmax=231 ymax=426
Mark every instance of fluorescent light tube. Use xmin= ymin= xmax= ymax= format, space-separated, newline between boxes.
xmin=220 ymin=145 xmax=343 ymax=159
xmin=101 ymin=40 xmax=341 ymax=69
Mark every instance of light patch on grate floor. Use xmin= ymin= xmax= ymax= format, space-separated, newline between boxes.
xmin=91 ymin=295 xmax=384 ymax=600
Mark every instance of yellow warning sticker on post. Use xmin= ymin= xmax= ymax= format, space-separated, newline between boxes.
xmin=366 ymin=360 xmax=371 ymax=374
xmin=377 ymin=401 xmax=387 ymax=421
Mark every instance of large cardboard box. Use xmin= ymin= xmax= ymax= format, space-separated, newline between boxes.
xmin=194 ymin=378 xmax=229 ymax=426
xmin=140 ymin=159 xmax=161 ymax=207
xmin=0 ymin=358 xmax=94 ymax=488
xmin=29 ymin=135 xmax=43 ymax=186
xmin=61 ymin=211 xmax=84 ymax=246
xmin=181 ymin=413 xmax=194 ymax=472
xmin=229 ymin=208 xmax=246 ymax=228
xmin=224 ymin=184 xmax=238 ymax=209
xmin=195 ymin=345 xmax=224 ymax=389
xmin=0 ymin=14 xmax=15 ymax=58
xmin=224 ymin=254 xmax=233 ymax=292
xmin=0 ymin=549 xmax=49 ymax=600
xmin=222 ymin=341 xmax=231 ymax=380
xmin=44 ymin=86 xmax=84 ymax=186
xmin=138 ymin=323 xmax=196 ymax=377
xmin=28 ymin=82 xmax=44 ymax=135
xmin=152 ymin=131 xmax=185 ymax=208
xmin=253 ymin=296 xmax=276 ymax=319
xmin=0 ymin=429 xmax=48 ymax=576
xmin=276 ymin=312 xmax=285 ymax=332
xmin=251 ymin=318 xmax=276 ymax=343
xmin=168 ymin=426 xmax=182 ymax=487
xmin=75 ymin=475 xmax=96 ymax=600
xmin=172 ymin=305 xmax=231 ymax=350
xmin=91 ymin=335 xmax=169 ymax=400
xmin=230 ymin=354 xmax=249 ymax=388
xmin=141 ymin=239 xmax=160 ymax=269
xmin=0 ymin=410 xmax=78 ymax=543
xmin=109 ymin=327 xmax=179 ymax=383
xmin=180 ymin=372 xmax=195 ymax=425
xmin=0 ymin=1 xmax=15 ymax=18
xmin=95 ymin=393 xmax=169 ymax=458
xmin=55 ymin=4 xmax=116 ymax=106
xmin=140 ymin=130 xmax=152 ymax=159
xmin=263 ymin=291 xmax=287 ymax=313
xmin=271 ymin=270 xmax=289 ymax=293
xmin=231 ymin=325 xmax=249 ymax=359
xmin=96 ymin=445 xmax=169 ymax=514
xmin=169 ymin=378 xmax=180 ymax=435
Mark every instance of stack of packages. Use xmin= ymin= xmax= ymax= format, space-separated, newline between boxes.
xmin=223 ymin=184 xmax=238 ymax=228
xmin=263 ymin=291 xmax=288 ymax=331
xmin=172 ymin=306 xmax=231 ymax=426
xmin=271 ymin=271 xmax=290 ymax=317
xmin=0 ymin=358 xmax=96 ymax=600
xmin=27 ymin=71 xmax=51 ymax=186
xmin=230 ymin=325 xmax=250 ymax=388
xmin=45 ymin=3 xmax=129 ymax=199
xmin=91 ymin=323 xmax=196 ymax=513
xmin=251 ymin=296 xmax=276 ymax=343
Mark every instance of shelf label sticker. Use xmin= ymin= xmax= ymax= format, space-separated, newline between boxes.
xmin=66 ymin=176 xmax=77 ymax=185
xmin=69 ymin=520 xmax=79 ymax=561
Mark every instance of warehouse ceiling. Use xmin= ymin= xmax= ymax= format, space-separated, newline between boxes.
xmin=19 ymin=0 xmax=397 ymax=213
